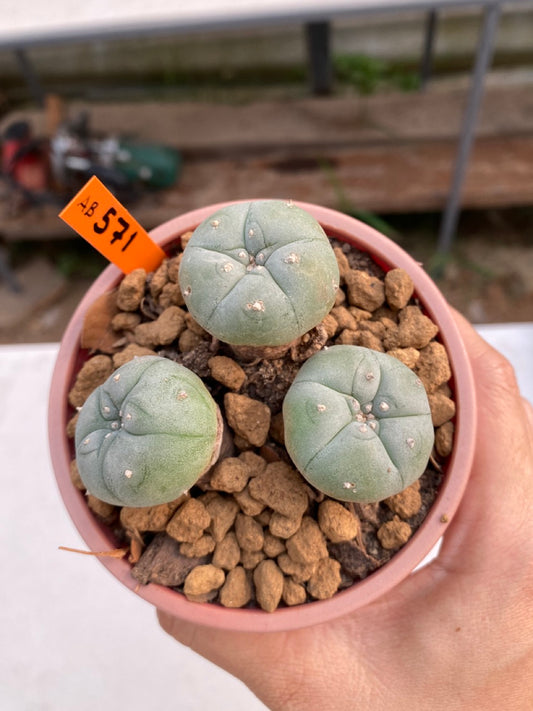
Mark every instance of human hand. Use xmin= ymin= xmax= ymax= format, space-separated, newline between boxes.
xmin=158 ymin=311 xmax=533 ymax=711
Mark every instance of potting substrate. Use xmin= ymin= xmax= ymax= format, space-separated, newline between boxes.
xmin=65 ymin=234 xmax=455 ymax=613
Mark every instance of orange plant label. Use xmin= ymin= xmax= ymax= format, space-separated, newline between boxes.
xmin=59 ymin=176 xmax=166 ymax=274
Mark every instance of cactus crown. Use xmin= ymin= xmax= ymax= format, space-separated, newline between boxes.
xmin=282 ymin=345 xmax=434 ymax=503
xmin=75 ymin=356 xmax=222 ymax=507
xmin=178 ymin=200 xmax=339 ymax=346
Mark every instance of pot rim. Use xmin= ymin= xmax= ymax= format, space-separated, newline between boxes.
xmin=48 ymin=200 xmax=476 ymax=632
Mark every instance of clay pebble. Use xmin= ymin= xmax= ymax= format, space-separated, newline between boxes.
xmin=224 ymin=393 xmax=271 ymax=447
xmin=219 ymin=566 xmax=252 ymax=608
xmin=70 ymin=236 xmax=454 ymax=613
xmin=167 ymin=499 xmax=211 ymax=543
xmin=253 ymin=560 xmax=284 ymax=612
xmin=377 ymin=516 xmax=412 ymax=550
xmin=116 ymin=268 xmax=146 ymax=312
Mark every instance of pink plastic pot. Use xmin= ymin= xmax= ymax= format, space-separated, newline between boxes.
xmin=48 ymin=201 xmax=476 ymax=632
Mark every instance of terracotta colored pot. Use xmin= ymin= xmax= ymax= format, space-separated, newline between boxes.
xmin=48 ymin=201 xmax=476 ymax=632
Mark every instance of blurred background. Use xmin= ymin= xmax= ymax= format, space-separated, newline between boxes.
xmin=1 ymin=0 xmax=532 ymax=342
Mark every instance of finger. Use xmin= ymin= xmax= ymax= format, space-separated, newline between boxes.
xmin=450 ymin=310 xmax=533 ymax=481
xmin=157 ymin=609 xmax=198 ymax=649
xmin=156 ymin=607 xmax=360 ymax=710
xmin=437 ymin=311 xmax=533 ymax=571
xmin=157 ymin=609 xmax=278 ymax=676
xmin=157 ymin=609 xmax=241 ymax=674
xmin=522 ymin=397 xmax=533 ymax=429
xmin=157 ymin=607 xmax=311 ymax=703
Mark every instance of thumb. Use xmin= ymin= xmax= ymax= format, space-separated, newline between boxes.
xmin=438 ymin=311 xmax=533 ymax=571
xmin=523 ymin=398 xmax=533 ymax=429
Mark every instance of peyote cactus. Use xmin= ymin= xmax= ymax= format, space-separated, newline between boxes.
xmin=178 ymin=200 xmax=339 ymax=346
xmin=282 ymin=345 xmax=434 ymax=503
xmin=75 ymin=356 xmax=222 ymax=507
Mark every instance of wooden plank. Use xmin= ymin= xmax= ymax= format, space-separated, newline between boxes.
xmin=3 ymin=85 xmax=531 ymax=154
xmin=156 ymin=135 xmax=533 ymax=214
xmin=2 ymin=134 xmax=532 ymax=240
xmin=2 ymin=81 xmax=532 ymax=239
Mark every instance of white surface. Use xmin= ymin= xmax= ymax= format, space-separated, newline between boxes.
xmin=0 ymin=343 xmax=266 ymax=711
xmin=0 ymin=0 xmax=499 ymax=47
xmin=0 ymin=322 xmax=531 ymax=710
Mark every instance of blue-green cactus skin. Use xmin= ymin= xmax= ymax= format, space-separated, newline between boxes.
xmin=75 ymin=356 xmax=221 ymax=507
xmin=178 ymin=200 xmax=339 ymax=346
xmin=283 ymin=345 xmax=435 ymax=503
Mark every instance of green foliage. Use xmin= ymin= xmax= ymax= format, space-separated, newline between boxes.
xmin=334 ymin=54 xmax=420 ymax=95
xmin=283 ymin=345 xmax=434 ymax=503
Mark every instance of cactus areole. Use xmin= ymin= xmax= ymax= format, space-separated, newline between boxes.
xmin=178 ymin=200 xmax=340 ymax=346
xmin=283 ymin=345 xmax=435 ymax=503
xmin=75 ymin=356 xmax=222 ymax=507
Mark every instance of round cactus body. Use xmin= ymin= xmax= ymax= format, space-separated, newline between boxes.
xmin=283 ymin=345 xmax=435 ymax=503
xmin=178 ymin=200 xmax=339 ymax=346
xmin=75 ymin=356 xmax=222 ymax=507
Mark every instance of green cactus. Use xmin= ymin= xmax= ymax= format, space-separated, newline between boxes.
xmin=75 ymin=356 xmax=222 ymax=507
xmin=178 ymin=200 xmax=339 ymax=346
xmin=282 ymin=345 xmax=434 ymax=503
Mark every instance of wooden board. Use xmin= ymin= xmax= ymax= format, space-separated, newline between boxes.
xmin=2 ymin=81 xmax=532 ymax=240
